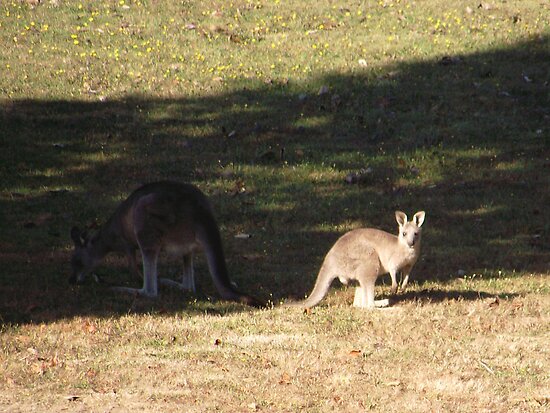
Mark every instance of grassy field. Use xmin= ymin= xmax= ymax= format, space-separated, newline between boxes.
xmin=1 ymin=0 xmax=549 ymax=411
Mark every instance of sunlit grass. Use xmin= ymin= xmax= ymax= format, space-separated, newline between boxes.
xmin=2 ymin=0 xmax=548 ymax=98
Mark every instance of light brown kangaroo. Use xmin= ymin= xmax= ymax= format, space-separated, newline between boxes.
xmin=297 ymin=211 xmax=425 ymax=309
xmin=70 ymin=181 xmax=263 ymax=307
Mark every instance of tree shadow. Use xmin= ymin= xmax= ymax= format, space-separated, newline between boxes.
xmin=0 ymin=35 xmax=548 ymax=325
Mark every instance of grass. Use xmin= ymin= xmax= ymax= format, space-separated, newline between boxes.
xmin=1 ymin=0 xmax=549 ymax=411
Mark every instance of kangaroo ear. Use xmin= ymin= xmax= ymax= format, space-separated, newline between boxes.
xmin=413 ymin=211 xmax=426 ymax=227
xmin=70 ymin=226 xmax=83 ymax=247
xmin=395 ymin=211 xmax=407 ymax=226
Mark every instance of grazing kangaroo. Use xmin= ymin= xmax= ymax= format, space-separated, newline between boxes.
xmin=70 ymin=181 xmax=263 ymax=307
xmin=297 ymin=211 xmax=425 ymax=309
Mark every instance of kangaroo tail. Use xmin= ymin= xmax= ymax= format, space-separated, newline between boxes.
xmin=197 ymin=209 xmax=264 ymax=308
xmin=290 ymin=262 xmax=335 ymax=308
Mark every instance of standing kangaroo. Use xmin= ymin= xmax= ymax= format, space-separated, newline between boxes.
xmin=70 ymin=181 xmax=263 ymax=307
xmin=297 ymin=211 xmax=425 ymax=309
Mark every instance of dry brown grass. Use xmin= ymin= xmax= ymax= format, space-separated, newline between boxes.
xmin=2 ymin=277 xmax=548 ymax=412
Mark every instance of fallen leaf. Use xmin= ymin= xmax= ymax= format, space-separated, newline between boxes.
xmin=86 ymin=369 xmax=97 ymax=379
xmin=279 ymin=372 xmax=291 ymax=385
xmin=31 ymin=362 xmax=46 ymax=376
xmin=214 ymin=338 xmax=222 ymax=346
xmin=512 ymin=300 xmax=524 ymax=310
xmin=384 ymin=381 xmax=401 ymax=387
xmin=229 ymin=34 xmax=242 ymax=43
xmin=242 ymin=254 xmax=263 ymax=261
xmin=229 ymin=179 xmax=246 ymax=196
xmin=49 ymin=353 xmax=59 ymax=368
xmin=349 ymin=350 xmax=362 ymax=357
xmin=83 ymin=321 xmax=97 ymax=334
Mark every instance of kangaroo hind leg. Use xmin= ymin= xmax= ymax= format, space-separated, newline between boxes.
xmin=160 ymin=253 xmax=196 ymax=293
xmin=112 ymin=195 xmax=162 ymax=298
xmin=112 ymin=248 xmax=160 ymax=298
xmin=355 ymin=267 xmax=389 ymax=309
xmin=390 ymin=270 xmax=399 ymax=295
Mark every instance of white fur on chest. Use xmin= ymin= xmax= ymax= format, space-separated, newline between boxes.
xmin=385 ymin=246 xmax=418 ymax=272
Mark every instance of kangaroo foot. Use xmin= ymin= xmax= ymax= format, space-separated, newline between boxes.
xmin=110 ymin=286 xmax=158 ymax=298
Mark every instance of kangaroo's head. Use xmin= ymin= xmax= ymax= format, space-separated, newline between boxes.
xmin=70 ymin=226 xmax=102 ymax=284
xmin=395 ymin=211 xmax=425 ymax=249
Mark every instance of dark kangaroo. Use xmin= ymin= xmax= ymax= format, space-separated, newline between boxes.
xmin=70 ymin=181 xmax=263 ymax=307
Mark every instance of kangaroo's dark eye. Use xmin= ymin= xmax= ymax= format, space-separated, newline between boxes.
xmin=402 ymin=232 xmax=407 ymax=236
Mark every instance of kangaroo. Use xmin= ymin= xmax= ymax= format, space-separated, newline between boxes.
xmin=70 ymin=181 xmax=263 ymax=307
xmin=296 ymin=211 xmax=425 ymax=309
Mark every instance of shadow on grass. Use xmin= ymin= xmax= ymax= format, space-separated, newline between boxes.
xmin=390 ymin=288 xmax=519 ymax=305
xmin=0 ymin=36 xmax=548 ymax=325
